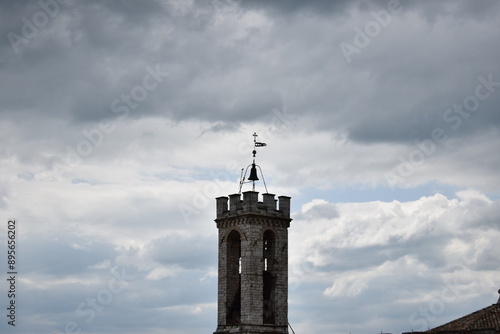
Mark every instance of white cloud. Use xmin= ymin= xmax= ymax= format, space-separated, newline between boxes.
xmin=289 ymin=191 xmax=500 ymax=333
xmin=145 ymin=267 xmax=177 ymax=280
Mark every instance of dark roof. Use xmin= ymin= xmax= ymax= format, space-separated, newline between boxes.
xmin=427 ymin=303 xmax=500 ymax=333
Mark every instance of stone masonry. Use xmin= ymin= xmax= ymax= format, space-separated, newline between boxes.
xmin=214 ymin=191 xmax=292 ymax=334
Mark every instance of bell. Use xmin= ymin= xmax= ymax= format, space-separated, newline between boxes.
xmin=248 ymin=163 xmax=259 ymax=181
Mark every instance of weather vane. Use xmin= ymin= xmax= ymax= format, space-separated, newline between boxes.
xmin=238 ymin=132 xmax=268 ymax=193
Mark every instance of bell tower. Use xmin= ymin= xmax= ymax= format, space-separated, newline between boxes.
xmin=214 ymin=134 xmax=292 ymax=334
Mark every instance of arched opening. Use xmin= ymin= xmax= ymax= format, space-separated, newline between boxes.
xmin=226 ymin=230 xmax=241 ymax=324
xmin=263 ymin=230 xmax=276 ymax=324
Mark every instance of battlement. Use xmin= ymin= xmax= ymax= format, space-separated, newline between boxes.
xmin=216 ymin=191 xmax=291 ymax=219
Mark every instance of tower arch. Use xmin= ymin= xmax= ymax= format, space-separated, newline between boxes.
xmin=263 ymin=229 xmax=276 ymax=324
xmin=225 ymin=229 xmax=241 ymax=324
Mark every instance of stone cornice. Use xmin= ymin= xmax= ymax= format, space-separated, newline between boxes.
xmin=215 ymin=213 xmax=292 ymax=229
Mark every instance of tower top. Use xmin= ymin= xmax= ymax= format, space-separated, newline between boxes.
xmin=216 ymin=191 xmax=291 ymax=221
xmin=238 ymin=132 xmax=268 ymax=194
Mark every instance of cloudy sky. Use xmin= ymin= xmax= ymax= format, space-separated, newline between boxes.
xmin=1 ymin=0 xmax=500 ymax=333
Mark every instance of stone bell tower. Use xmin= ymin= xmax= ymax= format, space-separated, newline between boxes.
xmin=214 ymin=133 xmax=292 ymax=334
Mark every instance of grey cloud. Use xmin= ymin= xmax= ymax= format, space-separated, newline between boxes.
xmin=146 ymin=234 xmax=216 ymax=269
xmin=2 ymin=0 xmax=500 ymax=147
xmin=22 ymin=235 xmax=116 ymax=276
xmin=240 ymin=0 xmax=355 ymax=15
xmin=199 ymin=122 xmax=241 ymax=136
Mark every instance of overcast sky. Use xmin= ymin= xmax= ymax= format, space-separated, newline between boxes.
xmin=1 ymin=0 xmax=500 ymax=333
